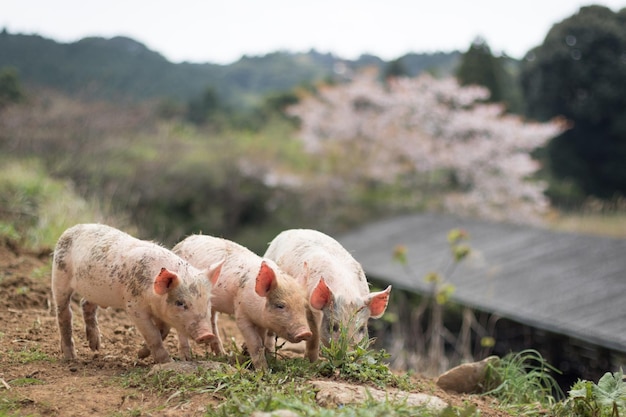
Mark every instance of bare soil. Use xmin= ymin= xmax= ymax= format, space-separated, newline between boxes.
xmin=0 ymin=242 xmax=511 ymax=416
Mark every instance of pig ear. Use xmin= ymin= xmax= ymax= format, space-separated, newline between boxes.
xmin=206 ymin=258 xmax=224 ymax=285
xmin=365 ymin=285 xmax=391 ymax=319
xmin=310 ymin=277 xmax=333 ymax=310
xmin=154 ymin=268 xmax=180 ymax=295
xmin=255 ymin=261 xmax=277 ymax=297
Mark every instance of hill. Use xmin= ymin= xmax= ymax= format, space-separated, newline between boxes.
xmin=0 ymin=30 xmax=461 ymax=107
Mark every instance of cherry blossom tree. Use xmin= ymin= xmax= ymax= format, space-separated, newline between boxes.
xmin=287 ymin=69 xmax=567 ymax=224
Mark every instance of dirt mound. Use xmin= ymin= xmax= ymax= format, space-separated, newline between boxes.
xmin=0 ymin=244 xmax=51 ymax=310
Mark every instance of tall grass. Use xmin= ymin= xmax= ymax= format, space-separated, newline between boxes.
xmin=482 ymin=349 xmax=563 ymax=415
xmin=0 ymin=157 xmax=130 ymax=250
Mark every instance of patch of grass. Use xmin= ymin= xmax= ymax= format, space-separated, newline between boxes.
xmin=5 ymin=346 xmax=53 ymax=364
xmin=8 ymin=377 xmax=45 ymax=387
xmin=317 ymin=322 xmax=413 ymax=391
xmin=118 ymin=345 xmax=438 ymax=417
xmin=29 ymin=264 xmax=51 ymax=281
xmin=482 ymin=349 xmax=563 ymax=416
xmin=0 ymin=158 xmax=128 ymax=250
xmin=0 ymin=397 xmax=21 ymax=417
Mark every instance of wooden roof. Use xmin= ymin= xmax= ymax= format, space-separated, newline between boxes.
xmin=337 ymin=213 xmax=626 ymax=353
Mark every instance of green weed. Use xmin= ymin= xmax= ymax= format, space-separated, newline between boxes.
xmin=8 ymin=377 xmax=45 ymax=387
xmin=316 ymin=319 xmax=413 ymax=390
xmin=5 ymin=346 xmax=52 ymax=364
xmin=482 ymin=349 xmax=563 ymax=415
xmin=555 ymin=370 xmax=626 ymax=417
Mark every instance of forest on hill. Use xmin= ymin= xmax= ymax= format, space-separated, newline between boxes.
xmin=0 ymin=30 xmax=461 ymax=107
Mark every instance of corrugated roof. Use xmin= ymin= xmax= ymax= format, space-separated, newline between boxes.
xmin=337 ymin=213 xmax=626 ymax=353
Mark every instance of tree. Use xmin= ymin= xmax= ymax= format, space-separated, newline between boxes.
xmin=384 ymin=58 xmax=409 ymax=79
xmin=186 ymin=86 xmax=223 ymax=126
xmin=520 ymin=5 xmax=626 ymax=201
xmin=0 ymin=67 xmax=23 ymax=109
xmin=287 ymin=70 xmax=565 ymax=224
xmin=456 ymin=37 xmax=504 ymax=103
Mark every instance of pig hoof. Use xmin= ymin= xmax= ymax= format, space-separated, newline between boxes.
xmin=137 ymin=346 xmax=151 ymax=359
xmin=195 ymin=333 xmax=215 ymax=344
xmin=88 ymin=339 xmax=100 ymax=351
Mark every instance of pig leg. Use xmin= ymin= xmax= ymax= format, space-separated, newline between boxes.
xmin=52 ymin=277 xmax=76 ymax=360
xmin=177 ymin=333 xmax=192 ymax=361
xmin=236 ymin=316 xmax=267 ymax=370
xmin=128 ymin=310 xmax=171 ymax=363
xmin=137 ymin=319 xmax=170 ymax=359
xmin=305 ymin=309 xmax=320 ymax=362
xmin=209 ymin=310 xmax=225 ymax=355
xmin=264 ymin=331 xmax=276 ymax=354
xmin=81 ymin=299 xmax=100 ymax=351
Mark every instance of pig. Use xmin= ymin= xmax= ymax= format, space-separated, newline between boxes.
xmin=264 ymin=228 xmax=391 ymax=350
xmin=173 ymin=234 xmax=328 ymax=370
xmin=51 ymin=223 xmax=222 ymax=364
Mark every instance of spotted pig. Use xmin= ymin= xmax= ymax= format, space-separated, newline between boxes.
xmin=51 ymin=224 xmax=222 ymax=363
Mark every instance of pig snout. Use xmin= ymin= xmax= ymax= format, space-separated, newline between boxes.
xmin=290 ymin=329 xmax=313 ymax=343
xmin=195 ymin=332 xmax=215 ymax=344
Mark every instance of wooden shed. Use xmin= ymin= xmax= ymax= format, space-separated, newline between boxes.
xmin=337 ymin=213 xmax=626 ymax=384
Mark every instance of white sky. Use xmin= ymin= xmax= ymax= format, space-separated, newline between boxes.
xmin=2 ymin=1 xmax=625 ymax=64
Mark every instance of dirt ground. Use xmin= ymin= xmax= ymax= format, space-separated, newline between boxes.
xmin=0 ymin=242 xmax=511 ymax=416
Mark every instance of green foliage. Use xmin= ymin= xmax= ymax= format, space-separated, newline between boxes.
xmin=119 ymin=353 xmax=443 ymax=417
xmin=317 ymin=324 xmax=412 ymax=390
xmin=0 ymin=67 xmax=23 ymax=109
xmin=482 ymin=349 xmax=563 ymax=415
xmin=186 ymin=86 xmax=226 ymax=126
xmin=0 ymin=31 xmax=461 ymax=108
xmin=521 ymin=5 xmax=626 ymax=201
xmin=555 ymin=371 xmax=626 ymax=417
xmin=5 ymin=346 xmax=52 ymax=364
xmin=384 ymin=58 xmax=409 ymax=79
xmin=456 ymin=37 xmax=504 ymax=102
xmin=0 ymin=158 xmax=122 ymax=249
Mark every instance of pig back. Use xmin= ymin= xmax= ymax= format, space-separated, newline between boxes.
xmin=173 ymin=235 xmax=263 ymax=313
xmin=264 ymin=229 xmax=370 ymax=299
xmin=56 ymin=224 xmax=193 ymax=309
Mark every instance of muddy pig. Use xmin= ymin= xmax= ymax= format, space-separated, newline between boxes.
xmin=264 ymin=228 xmax=391 ymax=349
xmin=173 ymin=234 xmax=328 ymax=370
xmin=51 ymin=224 xmax=222 ymax=364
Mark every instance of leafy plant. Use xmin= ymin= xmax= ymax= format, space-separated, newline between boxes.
xmin=555 ymin=370 xmax=626 ymax=417
xmin=317 ymin=321 xmax=413 ymax=390
xmin=393 ymin=229 xmax=494 ymax=375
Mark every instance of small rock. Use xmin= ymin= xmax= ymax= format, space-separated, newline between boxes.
xmin=436 ymin=355 xmax=500 ymax=393
xmin=250 ymin=410 xmax=299 ymax=417
xmin=147 ymin=360 xmax=232 ymax=377
xmin=311 ymin=380 xmax=448 ymax=412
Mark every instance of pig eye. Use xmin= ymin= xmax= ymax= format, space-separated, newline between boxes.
xmin=175 ymin=300 xmax=188 ymax=310
xmin=273 ymin=302 xmax=285 ymax=310
xmin=332 ymin=324 xmax=340 ymax=333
